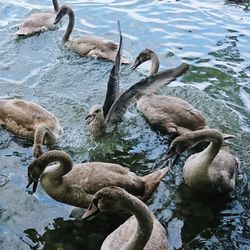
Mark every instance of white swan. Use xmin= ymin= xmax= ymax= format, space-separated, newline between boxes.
xmin=83 ymin=186 xmax=168 ymax=250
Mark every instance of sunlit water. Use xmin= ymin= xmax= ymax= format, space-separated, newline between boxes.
xmin=0 ymin=0 xmax=250 ymax=249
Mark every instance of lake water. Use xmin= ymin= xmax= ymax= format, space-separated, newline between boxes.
xmin=0 ymin=0 xmax=250 ymax=249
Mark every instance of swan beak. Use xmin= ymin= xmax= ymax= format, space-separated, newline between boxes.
xmin=26 ymin=179 xmax=38 ymax=193
xmin=164 ymin=148 xmax=180 ymax=167
xmin=131 ymin=58 xmax=141 ymax=71
xmin=54 ymin=13 xmax=63 ymax=25
xmin=82 ymin=201 xmax=99 ymax=220
xmin=85 ymin=114 xmax=94 ymax=124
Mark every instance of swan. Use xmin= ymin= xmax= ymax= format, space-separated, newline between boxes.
xmin=165 ymin=129 xmax=239 ymax=193
xmin=86 ymin=39 xmax=189 ymax=137
xmin=54 ymin=6 xmax=128 ymax=63
xmin=83 ymin=186 xmax=168 ymax=250
xmin=131 ymin=48 xmax=207 ymax=135
xmin=16 ymin=0 xmax=60 ymax=36
xmin=26 ymin=150 xmax=169 ymax=208
xmin=0 ymin=99 xmax=63 ymax=157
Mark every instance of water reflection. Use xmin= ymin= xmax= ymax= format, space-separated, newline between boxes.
xmin=24 ymin=215 xmax=127 ymax=250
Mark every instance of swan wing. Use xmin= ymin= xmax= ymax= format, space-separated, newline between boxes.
xmin=103 ymin=21 xmax=122 ymax=118
xmin=105 ymin=63 xmax=189 ymax=125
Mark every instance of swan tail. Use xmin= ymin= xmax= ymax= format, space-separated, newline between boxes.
xmin=141 ymin=165 xmax=169 ymax=202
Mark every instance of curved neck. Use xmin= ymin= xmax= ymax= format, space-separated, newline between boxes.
xmin=190 ymin=129 xmax=223 ymax=165
xmin=52 ymin=0 xmax=59 ymax=12
xmin=34 ymin=125 xmax=56 ymax=145
xmin=122 ymin=196 xmax=154 ymax=250
xmin=36 ymin=150 xmax=73 ymax=180
xmin=148 ymin=52 xmax=160 ymax=76
xmin=33 ymin=125 xmax=56 ymax=157
xmin=63 ymin=9 xmax=75 ymax=43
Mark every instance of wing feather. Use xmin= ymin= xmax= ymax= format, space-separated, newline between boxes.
xmin=105 ymin=63 xmax=189 ymax=125
xmin=102 ymin=21 xmax=122 ymax=118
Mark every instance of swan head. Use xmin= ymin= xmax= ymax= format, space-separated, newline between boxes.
xmin=86 ymin=105 xmax=105 ymax=125
xmin=86 ymin=105 xmax=106 ymax=136
xmin=82 ymin=186 xmax=129 ymax=219
xmin=165 ymin=135 xmax=194 ymax=167
xmin=54 ymin=5 xmax=71 ymax=24
xmin=26 ymin=159 xmax=44 ymax=193
xmin=131 ymin=48 xmax=154 ymax=71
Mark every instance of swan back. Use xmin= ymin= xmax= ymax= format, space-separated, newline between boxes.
xmin=137 ymin=94 xmax=207 ymax=135
xmin=16 ymin=0 xmax=59 ymax=36
xmin=0 ymin=99 xmax=63 ymax=140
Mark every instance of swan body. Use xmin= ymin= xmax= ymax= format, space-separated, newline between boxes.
xmin=83 ymin=186 xmax=168 ymax=250
xmin=0 ymin=99 xmax=63 ymax=157
xmin=132 ymin=48 xmax=207 ymax=135
xmin=16 ymin=0 xmax=59 ymax=36
xmin=86 ymin=41 xmax=189 ymax=137
xmin=137 ymin=93 xmax=207 ymax=135
xmin=27 ymin=150 xmax=169 ymax=208
xmin=54 ymin=5 xmax=128 ymax=63
xmin=166 ymin=129 xmax=238 ymax=193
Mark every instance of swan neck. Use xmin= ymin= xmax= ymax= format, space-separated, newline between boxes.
xmin=204 ymin=140 xmax=221 ymax=164
xmin=192 ymin=129 xmax=223 ymax=164
xmin=63 ymin=8 xmax=75 ymax=43
xmin=123 ymin=197 xmax=154 ymax=250
xmin=148 ymin=52 xmax=160 ymax=76
xmin=90 ymin=116 xmax=106 ymax=137
xmin=37 ymin=151 xmax=73 ymax=179
xmin=52 ymin=0 xmax=59 ymax=12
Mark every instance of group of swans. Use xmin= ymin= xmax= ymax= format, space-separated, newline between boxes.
xmin=16 ymin=1 xmax=128 ymax=62
xmin=3 ymin=1 xmax=239 ymax=249
xmin=131 ymin=48 xmax=238 ymax=194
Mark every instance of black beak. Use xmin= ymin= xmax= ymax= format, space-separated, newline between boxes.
xmin=164 ymin=147 xmax=180 ymax=168
xmin=131 ymin=58 xmax=141 ymax=71
xmin=26 ymin=179 xmax=38 ymax=193
xmin=85 ymin=114 xmax=91 ymax=120
xmin=54 ymin=13 xmax=62 ymax=25
xmin=85 ymin=114 xmax=94 ymax=124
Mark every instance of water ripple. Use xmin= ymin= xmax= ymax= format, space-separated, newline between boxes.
xmin=0 ymin=0 xmax=250 ymax=249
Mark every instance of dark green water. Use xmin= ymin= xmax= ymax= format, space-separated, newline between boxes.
xmin=0 ymin=0 xmax=250 ymax=249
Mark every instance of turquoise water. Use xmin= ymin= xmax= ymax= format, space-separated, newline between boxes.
xmin=0 ymin=0 xmax=250 ymax=249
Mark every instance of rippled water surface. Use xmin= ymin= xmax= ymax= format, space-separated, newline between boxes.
xmin=0 ymin=0 xmax=250 ymax=249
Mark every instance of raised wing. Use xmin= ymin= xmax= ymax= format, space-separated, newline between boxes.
xmin=105 ymin=63 xmax=189 ymax=125
xmin=102 ymin=20 xmax=122 ymax=118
